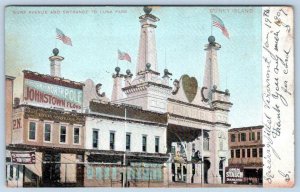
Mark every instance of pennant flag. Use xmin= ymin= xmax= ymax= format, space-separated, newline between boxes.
xmin=118 ymin=49 xmax=131 ymax=63
xmin=211 ymin=14 xmax=229 ymax=39
xmin=56 ymin=28 xmax=73 ymax=46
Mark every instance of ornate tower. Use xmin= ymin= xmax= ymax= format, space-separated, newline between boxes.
xmin=136 ymin=6 xmax=159 ymax=74
xmin=201 ymin=36 xmax=233 ymax=184
xmin=202 ymin=36 xmax=220 ymax=99
xmin=113 ymin=7 xmax=172 ymax=113
xmin=49 ymin=48 xmax=64 ymax=77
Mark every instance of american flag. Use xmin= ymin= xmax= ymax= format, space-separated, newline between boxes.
xmin=118 ymin=49 xmax=131 ymax=63
xmin=212 ymin=14 xmax=229 ymax=39
xmin=56 ymin=28 xmax=73 ymax=46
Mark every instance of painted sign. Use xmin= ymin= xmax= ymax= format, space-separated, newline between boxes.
xmin=11 ymin=151 xmax=36 ymax=164
xmin=13 ymin=118 xmax=21 ymax=129
xmin=23 ymin=78 xmax=83 ymax=111
xmin=225 ymin=167 xmax=244 ymax=183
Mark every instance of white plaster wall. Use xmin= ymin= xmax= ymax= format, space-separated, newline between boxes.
xmin=85 ymin=117 xmax=167 ymax=153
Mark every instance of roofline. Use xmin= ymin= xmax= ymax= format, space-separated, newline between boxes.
xmin=5 ymin=75 xmax=16 ymax=80
xmin=229 ymin=125 xmax=264 ymax=132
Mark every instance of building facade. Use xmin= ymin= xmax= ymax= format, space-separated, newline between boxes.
xmin=6 ymin=69 xmax=86 ymax=187
xmin=109 ymin=7 xmax=233 ymax=185
xmin=226 ymin=126 xmax=263 ymax=184
xmin=83 ymin=101 xmax=168 ymax=187
xmin=6 ymin=6 xmax=235 ymax=187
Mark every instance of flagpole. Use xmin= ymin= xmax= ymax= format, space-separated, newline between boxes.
xmin=117 ymin=49 xmax=119 ymax=67
xmin=210 ymin=15 xmax=213 ymax=36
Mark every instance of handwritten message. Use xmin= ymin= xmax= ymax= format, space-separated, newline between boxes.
xmin=262 ymin=7 xmax=294 ymax=187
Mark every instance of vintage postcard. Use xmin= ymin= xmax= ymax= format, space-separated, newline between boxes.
xmin=4 ymin=6 xmax=294 ymax=188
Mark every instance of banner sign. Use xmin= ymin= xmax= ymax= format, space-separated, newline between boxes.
xmin=24 ymin=78 xmax=83 ymax=111
xmin=225 ymin=167 xmax=244 ymax=183
xmin=11 ymin=151 xmax=36 ymax=164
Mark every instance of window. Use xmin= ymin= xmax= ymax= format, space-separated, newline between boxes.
xmin=126 ymin=133 xmax=131 ymax=151
xmin=231 ymin=134 xmax=236 ymax=142
xmin=231 ymin=150 xmax=234 ymax=158
xmin=252 ymin=148 xmax=258 ymax=157
xmin=249 ymin=132 xmax=252 ymax=141
xmin=257 ymin=132 xmax=261 ymax=140
xmin=204 ymin=132 xmax=209 ymax=151
xmin=236 ymin=149 xmax=240 ymax=158
xmin=92 ymin=129 xmax=99 ymax=148
xmin=242 ymin=149 xmax=245 ymax=158
xmin=251 ymin=132 xmax=256 ymax=140
xmin=73 ymin=127 xmax=80 ymax=144
xmin=247 ymin=148 xmax=251 ymax=157
xmin=9 ymin=165 xmax=13 ymax=178
xmin=155 ymin=137 xmax=160 ymax=153
xmin=241 ymin=133 xmax=246 ymax=141
xmin=110 ymin=132 xmax=115 ymax=150
xmin=29 ymin=122 xmax=36 ymax=140
xmin=44 ymin=123 xmax=51 ymax=142
xmin=219 ymin=139 xmax=223 ymax=150
xmin=60 ymin=125 xmax=67 ymax=143
xmin=16 ymin=165 xmax=20 ymax=179
xmin=142 ymin=135 xmax=147 ymax=152
xmin=259 ymin=148 xmax=263 ymax=157
xmin=238 ymin=133 xmax=240 ymax=142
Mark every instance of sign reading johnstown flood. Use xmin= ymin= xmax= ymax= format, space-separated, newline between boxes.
xmin=23 ymin=71 xmax=83 ymax=110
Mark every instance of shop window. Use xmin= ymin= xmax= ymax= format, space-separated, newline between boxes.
xmin=251 ymin=132 xmax=256 ymax=140
xmin=236 ymin=149 xmax=240 ymax=158
xmin=92 ymin=129 xmax=99 ymax=149
xmin=241 ymin=133 xmax=246 ymax=141
xmin=44 ymin=123 xmax=51 ymax=142
xmin=60 ymin=125 xmax=67 ymax=143
xmin=231 ymin=134 xmax=236 ymax=142
xmin=259 ymin=148 xmax=263 ymax=157
xmin=29 ymin=122 xmax=36 ymax=141
xmin=126 ymin=133 xmax=131 ymax=151
xmin=73 ymin=127 xmax=80 ymax=144
xmin=142 ymin=135 xmax=147 ymax=152
xmin=110 ymin=132 xmax=115 ymax=150
xmin=155 ymin=137 xmax=160 ymax=153
xmin=231 ymin=150 xmax=234 ymax=158
xmin=252 ymin=148 xmax=258 ymax=157
xmin=257 ymin=132 xmax=261 ymax=140
xmin=247 ymin=148 xmax=251 ymax=157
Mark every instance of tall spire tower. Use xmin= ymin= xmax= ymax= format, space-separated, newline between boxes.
xmin=113 ymin=6 xmax=172 ymax=113
xmin=136 ymin=6 xmax=159 ymax=74
xmin=202 ymin=36 xmax=221 ymax=98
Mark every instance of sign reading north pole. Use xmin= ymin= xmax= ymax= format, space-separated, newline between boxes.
xmin=23 ymin=71 xmax=83 ymax=111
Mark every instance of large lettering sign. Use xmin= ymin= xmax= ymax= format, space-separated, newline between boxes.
xmin=225 ymin=167 xmax=244 ymax=183
xmin=24 ymin=78 xmax=83 ymax=111
xmin=11 ymin=151 xmax=36 ymax=164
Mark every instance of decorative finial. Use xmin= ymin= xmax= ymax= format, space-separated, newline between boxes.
xmin=115 ymin=66 xmax=121 ymax=73
xmin=225 ymin=89 xmax=230 ymax=96
xmin=164 ymin=69 xmax=172 ymax=76
xmin=143 ymin=6 xmax=152 ymax=14
xmin=212 ymin=85 xmax=217 ymax=92
xmin=208 ymin=36 xmax=215 ymax=44
xmin=146 ymin=63 xmax=151 ymax=70
xmin=53 ymin=48 xmax=59 ymax=56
